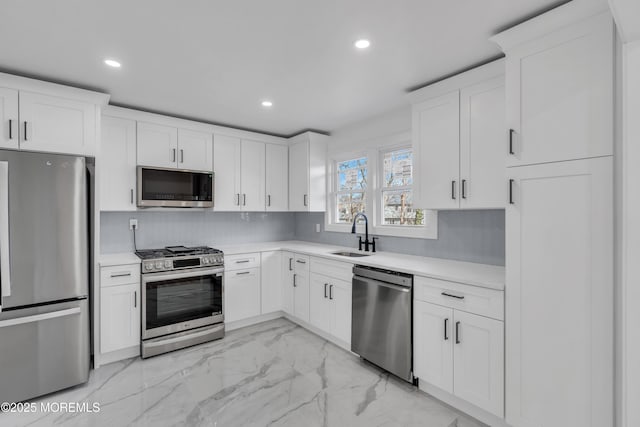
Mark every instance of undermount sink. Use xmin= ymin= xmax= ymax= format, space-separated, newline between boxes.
xmin=331 ymin=251 xmax=371 ymax=258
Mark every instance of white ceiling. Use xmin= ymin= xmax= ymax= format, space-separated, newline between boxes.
xmin=0 ymin=0 xmax=567 ymax=136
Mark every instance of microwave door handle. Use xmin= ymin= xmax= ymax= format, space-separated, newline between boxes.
xmin=0 ymin=161 xmax=12 ymax=311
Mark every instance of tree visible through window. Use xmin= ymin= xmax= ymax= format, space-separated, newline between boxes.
xmin=336 ymin=157 xmax=367 ymax=223
xmin=381 ymin=148 xmax=423 ymax=226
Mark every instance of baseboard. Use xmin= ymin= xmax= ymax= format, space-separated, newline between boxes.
xmin=226 ymin=311 xmax=285 ymax=331
xmin=418 ymin=382 xmax=511 ymax=427
xmin=282 ymin=313 xmax=352 ymax=353
xmin=98 ymin=345 xmax=140 ymax=366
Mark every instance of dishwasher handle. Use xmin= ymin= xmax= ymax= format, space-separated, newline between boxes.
xmin=354 ymin=275 xmax=411 ymax=293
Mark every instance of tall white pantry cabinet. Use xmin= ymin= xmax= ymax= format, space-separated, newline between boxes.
xmin=492 ymin=3 xmax=615 ymax=427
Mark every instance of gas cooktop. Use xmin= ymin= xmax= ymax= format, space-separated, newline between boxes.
xmin=135 ymin=246 xmax=222 ymax=260
xmin=135 ymin=246 xmax=224 ymax=273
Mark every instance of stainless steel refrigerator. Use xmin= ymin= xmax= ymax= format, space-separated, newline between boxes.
xmin=0 ymin=150 xmax=90 ymax=403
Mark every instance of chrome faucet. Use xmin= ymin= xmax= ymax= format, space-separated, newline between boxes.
xmin=351 ymin=212 xmax=377 ymax=252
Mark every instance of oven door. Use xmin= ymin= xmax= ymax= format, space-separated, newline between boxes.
xmin=137 ymin=166 xmax=213 ymax=208
xmin=142 ymin=267 xmax=223 ymax=339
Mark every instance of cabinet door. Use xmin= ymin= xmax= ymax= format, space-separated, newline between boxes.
xmin=309 ymin=274 xmax=331 ymax=334
xmin=293 ymin=255 xmax=310 ymax=322
xmin=460 ymin=77 xmax=506 ymax=209
xmin=329 ymin=279 xmax=351 ymax=345
xmin=19 ymin=91 xmax=97 ymax=156
xmin=452 ymin=310 xmax=504 ymax=417
xmin=413 ymin=300 xmax=454 ymax=393
xmin=265 ymin=143 xmax=288 ymax=211
xmin=412 ymin=91 xmax=460 ymax=210
xmin=282 ymin=252 xmax=295 ymax=315
xmin=289 ymin=140 xmax=309 ymax=211
xmin=506 ymin=157 xmax=613 ymax=427
xmin=177 ymin=128 xmax=213 ymax=171
xmin=505 ymin=15 xmax=613 ymax=167
xmin=136 ymin=121 xmax=178 ymax=168
xmin=100 ymin=283 xmax=140 ymax=354
xmin=261 ymin=251 xmax=282 ymax=314
xmin=240 ymin=140 xmax=265 ymax=211
xmin=0 ymin=88 xmax=19 ymax=150
xmin=225 ymin=268 xmax=261 ymax=323
xmin=213 ymin=134 xmax=241 ymax=211
xmin=101 ymin=116 xmax=137 ymax=211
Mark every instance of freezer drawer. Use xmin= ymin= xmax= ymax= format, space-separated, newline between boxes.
xmin=0 ymin=299 xmax=89 ymax=403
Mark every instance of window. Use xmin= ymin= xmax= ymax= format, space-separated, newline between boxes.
xmin=380 ymin=147 xmax=423 ymax=226
xmin=335 ymin=156 xmax=367 ymax=223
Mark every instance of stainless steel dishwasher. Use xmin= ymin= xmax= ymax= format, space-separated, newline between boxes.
xmin=351 ymin=265 xmax=414 ymax=383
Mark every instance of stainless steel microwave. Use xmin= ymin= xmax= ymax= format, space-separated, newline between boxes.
xmin=137 ymin=166 xmax=213 ymax=208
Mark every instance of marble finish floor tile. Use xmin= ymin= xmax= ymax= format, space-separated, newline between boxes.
xmin=1 ymin=318 xmax=485 ymax=427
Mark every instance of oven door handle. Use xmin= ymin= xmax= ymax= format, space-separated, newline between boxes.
xmin=141 ymin=267 xmax=225 ymax=283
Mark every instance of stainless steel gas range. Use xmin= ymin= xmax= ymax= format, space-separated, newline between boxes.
xmin=135 ymin=246 xmax=225 ymax=358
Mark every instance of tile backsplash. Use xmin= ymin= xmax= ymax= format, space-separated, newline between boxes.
xmin=100 ymin=209 xmax=505 ymax=266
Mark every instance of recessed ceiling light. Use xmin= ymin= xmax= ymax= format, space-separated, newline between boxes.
xmin=354 ymin=39 xmax=371 ymax=49
xmin=261 ymin=100 xmax=273 ymax=107
xmin=104 ymin=59 xmax=121 ymax=68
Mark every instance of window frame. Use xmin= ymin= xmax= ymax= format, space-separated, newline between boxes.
xmin=325 ymin=133 xmax=437 ymax=239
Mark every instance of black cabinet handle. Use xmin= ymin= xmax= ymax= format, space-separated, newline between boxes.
xmin=267 ymin=195 xmax=271 ymax=207
xmin=509 ymin=179 xmax=515 ymax=205
xmin=130 ymin=189 xmax=134 ymax=205
xmin=243 ymin=194 xmax=246 ymax=206
xmin=451 ymin=180 xmax=456 ymax=200
xmin=444 ymin=318 xmax=449 ymax=341
xmin=289 ymin=258 xmax=293 ymax=271
xmin=236 ymin=193 xmax=240 ymax=206
xmin=180 ymin=149 xmax=184 ymax=163
xmin=296 ymin=259 xmax=306 ymax=264
xmin=293 ymin=273 xmax=297 ymax=287
xmin=172 ymin=148 xmax=176 ymax=162
xmin=23 ymin=121 xmax=28 ymax=141
xmin=455 ymin=321 xmax=461 ymax=344
xmin=441 ymin=292 xmax=464 ymax=300
xmin=461 ymin=179 xmax=467 ymax=199
xmin=236 ymin=271 xmax=250 ymax=276
xmin=134 ymin=291 xmax=137 ymax=308
xmin=303 ymin=194 xmax=308 ymax=207
xmin=8 ymin=119 xmax=12 ymax=140
xmin=509 ymin=129 xmax=515 ymax=155
xmin=324 ymin=283 xmax=328 ymax=298
xmin=329 ymin=284 xmax=333 ymax=300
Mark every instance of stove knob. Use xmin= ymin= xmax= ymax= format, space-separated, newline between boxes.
xmin=155 ymin=261 xmax=163 ymax=269
xmin=164 ymin=260 xmax=172 ymax=268
xmin=145 ymin=263 xmax=153 ymax=271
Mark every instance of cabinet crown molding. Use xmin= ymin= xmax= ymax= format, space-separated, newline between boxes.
xmin=0 ymin=72 xmax=110 ymax=105
xmin=407 ymin=59 xmax=504 ymax=104
xmin=490 ymin=0 xmax=611 ymax=52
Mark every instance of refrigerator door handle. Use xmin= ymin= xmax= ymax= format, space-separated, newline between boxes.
xmin=0 ymin=307 xmax=81 ymax=328
xmin=0 ymin=161 xmax=11 ymax=311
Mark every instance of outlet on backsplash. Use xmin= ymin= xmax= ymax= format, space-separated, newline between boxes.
xmin=129 ymin=218 xmax=138 ymax=230
xmin=315 ymin=224 xmax=321 ymax=233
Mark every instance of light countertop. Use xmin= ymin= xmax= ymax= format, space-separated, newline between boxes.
xmin=98 ymin=240 xmax=504 ymax=290
xmin=217 ymin=241 xmax=505 ymax=291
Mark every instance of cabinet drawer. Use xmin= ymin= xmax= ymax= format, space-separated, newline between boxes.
xmin=100 ymin=264 xmax=140 ymax=287
xmin=414 ymin=276 xmax=504 ymax=321
xmin=225 ymin=253 xmax=261 ymax=271
xmin=311 ymin=257 xmax=352 ymax=282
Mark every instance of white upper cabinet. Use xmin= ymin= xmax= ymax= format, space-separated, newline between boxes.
xmin=460 ymin=77 xmax=506 ymax=208
xmin=0 ymin=87 xmax=19 ymax=150
xmin=137 ymin=122 xmax=213 ymax=171
xmin=412 ymin=91 xmax=460 ymax=210
xmin=136 ymin=121 xmax=179 ymax=168
xmin=240 ymin=139 xmax=266 ymax=211
xmin=101 ymin=116 xmax=137 ymax=211
xmin=505 ymin=157 xmax=613 ymax=427
xmin=265 ymin=143 xmax=288 ymax=211
xmin=411 ymin=60 xmax=506 ymax=210
xmin=177 ymin=128 xmax=213 ymax=171
xmin=213 ymin=135 xmax=266 ymax=211
xmin=492 ymin=11 xmax=613 ymax=167
xmin=0 ymin=74 xmax=107 ymax=156
xmin=213 ymin=135 xmax=241 ymax=211
xmin=288 ymin=132 xmax=327 ymax=212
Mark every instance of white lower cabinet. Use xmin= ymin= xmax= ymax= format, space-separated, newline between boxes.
xmin=310 ymin=272 xmax=351 ymax=345
xmin=292 ymin=255 xmax=310 ymax=322
xmin=225 ymin=268 xmax=261 ymax=323
xmin=100 ymin=283 xmax=140 ymax=354
xmin=282 ymin=252 xmax=295 ymax=315
xmin=260 ymin=251 xmax=282 ymax=314
xmin=414 ymin=278 xmax=504 ymax=418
